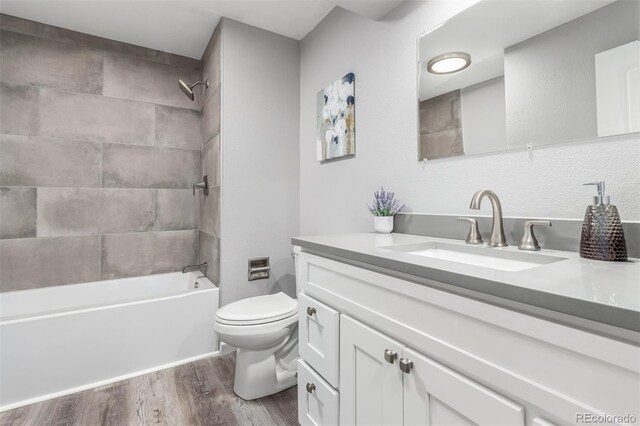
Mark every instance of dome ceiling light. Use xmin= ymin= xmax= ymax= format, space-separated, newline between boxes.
xmin=427 ymin=52 xmax=472 ymax=74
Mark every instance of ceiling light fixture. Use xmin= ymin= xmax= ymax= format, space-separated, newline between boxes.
xmin=427 ymin=52 xmax=471 ymax=74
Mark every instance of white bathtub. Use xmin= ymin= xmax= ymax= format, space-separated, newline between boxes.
xmin=0 ymin=272 xmax=219 ymax=411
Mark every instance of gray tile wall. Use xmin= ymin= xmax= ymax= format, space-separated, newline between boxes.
xmin=0 ymin=14 xmax=203 ymax=291
xmin=198 ymin=26 xmax=222 ymax=286
xmin=419 ymin=89 xmax=464 ymax=160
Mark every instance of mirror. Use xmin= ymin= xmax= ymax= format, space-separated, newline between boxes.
xmin=418 ymin=0 xmax=640 ymax=161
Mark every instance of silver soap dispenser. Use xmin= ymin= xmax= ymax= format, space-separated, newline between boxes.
xmin=580 ymin=181 xmax=627 ymax=261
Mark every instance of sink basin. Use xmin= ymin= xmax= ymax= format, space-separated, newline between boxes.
xmin=381 ymin=242 xmax=567 ymax=272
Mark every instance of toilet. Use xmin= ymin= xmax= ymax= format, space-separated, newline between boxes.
xmin=214 ymin=292 xmax=299 ymax=400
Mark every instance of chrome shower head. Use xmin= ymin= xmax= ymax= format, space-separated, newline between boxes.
xmin=178 ymin=79 xmax=209 ymax=101
xmin=179 ymin=79 xmax=194 ymax=100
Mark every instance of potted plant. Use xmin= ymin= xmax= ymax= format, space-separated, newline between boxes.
xmin=367 ymin=187 xmax=405 ymax=233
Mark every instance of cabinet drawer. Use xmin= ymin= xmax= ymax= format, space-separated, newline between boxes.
xmin=298 ymin=360 xmax=339 ymax=426
xmin=299 ymin=293 xmax=340 ymax=387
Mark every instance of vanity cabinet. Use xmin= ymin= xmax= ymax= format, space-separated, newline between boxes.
xmin=403 ymin=347 xmax=524 ymax=425
xmin=295 ymin=249 xmax=639 ymax=426
xmin=298 ymin=293 xmax=340 ymax=387
xmin=340 ymin=314 xmax=525 ymax=426
xmin=298 ymin=359 xmax=339 ymax=426
xmin=340 ymin=314 xmax=405 ymax=425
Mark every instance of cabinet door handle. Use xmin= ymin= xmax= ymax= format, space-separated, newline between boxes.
xmin=306 ymin=307 xmax=316 ymax=316
xmin=306 ymin=382 xmax=316 ymax=393
xmin=384 ymin=349 xmax=397 ymax=364
xmin=399 ymin=358 xmax=413 ymax=374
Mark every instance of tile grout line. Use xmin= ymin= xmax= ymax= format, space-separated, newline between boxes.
xmin=3 ymin=78 xmax=202 ymax=112
xmin=0 ymin=229 xmax=199 ymax=242
xmin=1 ymin=132 xmax=202 ymax=156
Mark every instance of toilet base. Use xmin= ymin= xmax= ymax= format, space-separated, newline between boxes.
xmin=233 ymin=346 xmax=298 ymax=400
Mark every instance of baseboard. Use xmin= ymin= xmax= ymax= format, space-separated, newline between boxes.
xmin=220 ymin=342 xmax=236 ymax=355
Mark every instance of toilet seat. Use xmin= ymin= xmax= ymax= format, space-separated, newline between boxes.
xmin=215 ymin=292 xmax=298 ymax=326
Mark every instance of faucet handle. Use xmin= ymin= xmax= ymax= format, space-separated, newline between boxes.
xmin=518 ymin=220 xmax=552 ymax=251
xmin=458 ymin=217 xmax=483 ymax=245
xmin=192 ymin=175 xmax=209 ymax=196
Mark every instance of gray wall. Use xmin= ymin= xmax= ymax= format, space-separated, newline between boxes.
xmin=220 ymin=19 xmax=300 ymax=306
xmin=0 ymin=15 xmax=202 ymax=291
xmin=299 ymin=3 xmax=640 ymax=237
xmin=505 ymin=0 xmax=640 ymax=148
xmin=198 ymin=24 xmax=222 ymax=286
xmin=460 ymin=76 xmax=506 ymax=155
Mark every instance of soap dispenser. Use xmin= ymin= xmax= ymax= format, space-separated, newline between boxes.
xmin=580 ymin=181 xmax=627 ymax=261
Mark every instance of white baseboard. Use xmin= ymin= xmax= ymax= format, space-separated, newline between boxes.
xmin=219 ymin=342 xmax=237 ymax=355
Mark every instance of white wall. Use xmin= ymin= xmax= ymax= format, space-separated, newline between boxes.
xmin=299 ymin=2 xmax=640 ymax=237
xmin=460 ymin=76 xmax=506 ymax=155
xmin=595 ymin=40 xmax=640 ymax=137
xmin=505 ymin=0 xmax=639 ymax=148
xmin=221 ymin=19 xmax=300 ymax=305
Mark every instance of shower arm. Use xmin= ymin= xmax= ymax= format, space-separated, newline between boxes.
xmin=190 ymin=80 xmax=209 ymax=89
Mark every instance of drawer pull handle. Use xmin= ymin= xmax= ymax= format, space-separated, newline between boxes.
xmin=399 ymin=358 xmax=413 ymax=374
xmin=384 ymin=349 xmax=397 ymax=364
xmin=306 ymin=382 xmax=316 ymax=393
xmin=306 ymin=307 xmax=316 ymax=316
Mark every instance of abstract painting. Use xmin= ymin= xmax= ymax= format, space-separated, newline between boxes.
xmin=317 ymin=73 xmax=355 ymax=162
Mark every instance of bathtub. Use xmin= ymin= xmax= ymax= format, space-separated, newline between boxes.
xmin=0 ymin=272 xmax=219 ymax=411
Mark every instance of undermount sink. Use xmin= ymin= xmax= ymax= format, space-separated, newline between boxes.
xmin=382 ymin=242 xmax=567 ymax=272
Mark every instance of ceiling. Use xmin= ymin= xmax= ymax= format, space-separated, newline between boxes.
xmin=0 ymin=0 xmax=403 ymax=59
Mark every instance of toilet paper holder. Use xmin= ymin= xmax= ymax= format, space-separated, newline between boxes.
xmin=248 ymin=257 xmax=270 ymax=281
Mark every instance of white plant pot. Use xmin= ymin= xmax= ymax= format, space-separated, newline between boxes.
xmin=374 ymin=216 xmax=394 ymax=234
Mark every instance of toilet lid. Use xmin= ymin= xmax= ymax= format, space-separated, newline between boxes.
xmin=216 ymin=292 xmax=298 ymax=325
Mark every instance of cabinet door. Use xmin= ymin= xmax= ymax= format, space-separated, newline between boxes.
xmin=340 ymin=315 xmax=405 ymax=426
xmin=299 ymin=293 xmax=340 ymax=387
xmin=403 ymin=347 xmax=525 ymax=426
xmin=298 ymin=360 xmax=339 ymax=426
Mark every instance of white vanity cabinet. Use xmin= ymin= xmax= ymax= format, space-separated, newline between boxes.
xmin=295 ymin=249 xmax=640 ymax=426
xmin=297 ymin=292 xmax=341 ymax=426
xmin=340 ymin=314 xmax=525 ymax=426
xmin=298 ymin=359 xmax=339 ymax=426
xmin=340 ymin=315 xmax=405 ymax=425
xmin=298 ymin=293 xmax=340 ymax=387
xmin=402 ymin=347 xmax=524 ymax=426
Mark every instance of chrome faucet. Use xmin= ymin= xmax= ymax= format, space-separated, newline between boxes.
xmin=182 ymin=262 xmax=207 ymax=276
xmin=469 ymin=190 xmax=508 ymax=247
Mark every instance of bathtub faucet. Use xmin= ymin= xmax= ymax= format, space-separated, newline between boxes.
xmin=182 ymin=262 xmax=207 ymax=277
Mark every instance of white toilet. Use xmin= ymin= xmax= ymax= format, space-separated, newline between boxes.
xmin=214 ymin=292 xmax=299 ymax=400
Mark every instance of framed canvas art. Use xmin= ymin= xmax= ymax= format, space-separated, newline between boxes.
xmin=317 ymin=73 xmax=355 ymax=162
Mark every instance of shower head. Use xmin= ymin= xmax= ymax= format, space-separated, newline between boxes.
xmin=178 ymin=79 xmax=209 ymax=101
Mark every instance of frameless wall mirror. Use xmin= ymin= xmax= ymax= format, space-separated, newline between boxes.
xmin=417 ymin=0 xmax=640 ymax=161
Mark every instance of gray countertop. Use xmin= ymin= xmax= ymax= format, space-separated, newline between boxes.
xmin=292 ymin=233 xmax=640 ymax=337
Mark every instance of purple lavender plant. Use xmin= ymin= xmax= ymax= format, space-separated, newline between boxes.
xmin=367 ymin=187 xmax=405 ymax=217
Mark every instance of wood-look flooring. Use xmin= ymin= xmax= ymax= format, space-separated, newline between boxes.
xmin=0 ymin=353 xmax=298 ymax=426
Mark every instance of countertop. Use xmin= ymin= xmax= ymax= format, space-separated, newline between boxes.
xmin=292 ymin=233 xmax=640 ymax=336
